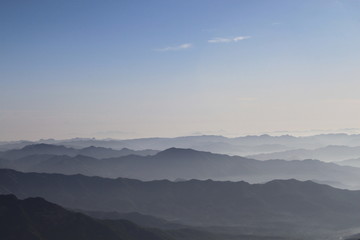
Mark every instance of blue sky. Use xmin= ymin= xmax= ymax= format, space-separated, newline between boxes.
xmin=1 ymin=0 xmax=360 ymax=140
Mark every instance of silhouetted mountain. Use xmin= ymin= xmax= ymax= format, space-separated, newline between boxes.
xmin=82 ymin=210 xmax=185 ymax=230
xmin=0 ymin=194 xmax=167 ymax=240
xmin=0 ymin=143 xmax=158 ymax=160
xmin=345 ymin=233 xmax=360 ymax=240
xmin=0 ymin=140 xmax=34 ymax=151
xmin=248 ymin=145 xmax=360 ymax=162
xmin=0 ymin=193 xmax=297 ymax=240
xmin=2 ymin=148 xmax=360 ymax=189
xmin=0 ymin=144 xmax=76 ymax=159
xmin=84 ymin=210 xmax=304 ymax=240
xmin=1 ymin=169 xmax=360 ymax=232
xmin=46 ymin=136 xmax=293 ymax=156
xmin=79 ymin=146 xmax=158 ymax=158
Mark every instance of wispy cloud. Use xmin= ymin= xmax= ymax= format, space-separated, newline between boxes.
xmin=155 ymin=43 xmax=192 ymax=51
xmin=208 ymin=36 xmax=251 ymax=43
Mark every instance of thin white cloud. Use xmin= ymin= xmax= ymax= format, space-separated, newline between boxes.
xmin=233 ymin=36 xmax=251 ymax=41
xmin=208 ymin=38 xmax=232 ymax=43
xmin=155 ymin=43 xmax=192 ymax=51
xmin=208 ymin=36 xmax=251 ymax=43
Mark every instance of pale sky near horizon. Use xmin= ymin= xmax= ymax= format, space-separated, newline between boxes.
xmin=1 ymin=0 xmax=360 ymax=141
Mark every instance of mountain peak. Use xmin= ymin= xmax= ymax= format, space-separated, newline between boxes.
xmin=22 ymin=143 xmax=65 ymax=150
xmin=156 ymin=148 xmax=205 ymax=158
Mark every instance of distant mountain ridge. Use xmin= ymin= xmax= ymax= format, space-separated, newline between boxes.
xmin=2 ymin=146 xmax=360 ymax=189
xmin=4 ymin=133 xmax=360 ymax=155
xmin=0 ymin=143 xmax=158 ymax=160
xmin=248 ymin=145 xmax=360 ymax=162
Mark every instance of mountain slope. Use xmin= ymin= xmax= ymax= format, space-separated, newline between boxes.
xmin=1 ymin=169 xmax=360 ymax=230
xmin=0 ymin=144 xmax=158 ymax=160
xmin=82 ymin=210 xmax=186 ymax=229
xmin=248 ymin=145 xmax=360 ymax=162
xmin=0 ymin=194 xmax=121 ymax=240
xmin=0 ymin=194 xmax=297 ymax=240
xmin=2 ymin=147 xmax=360 ymax=189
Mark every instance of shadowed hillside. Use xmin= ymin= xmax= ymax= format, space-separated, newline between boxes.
xmin=1 ymin=168 xmax=360 ymax=232
xmin=2 ymin=147 xmax=360 ymax=189
xmin=0 ymin=194 xmax=165 ymax=240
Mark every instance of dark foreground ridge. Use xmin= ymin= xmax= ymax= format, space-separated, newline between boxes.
xmin=1 ymin=168 xmax=360 ymax=231
xmin=0 ymin=194 xmax=294 ymax=240
xmin=0 ymin=194 xmax=169 ymax=240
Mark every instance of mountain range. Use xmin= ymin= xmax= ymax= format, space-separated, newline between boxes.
xmin=4 ymin=133 xmax=360 ymax=155
xmin=2 ymin=144 xmax=360 ymax=189
xmin=0 ymin=194 xmax=169 ymax=240
xmin=249 ymin=145 xmax=360 ymax=162
xmin=0 ymin=194 xmax=296 ymax=240
xmin=1 ymin=168 xmax=360 ymax=234
xmin=3 ymin=137 xmax=360 ymax=239
xmin=0 ymin=143 xmax=158 ymax=159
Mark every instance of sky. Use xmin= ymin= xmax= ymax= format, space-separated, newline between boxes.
xmin=1 ymin=0 xmax=360 ymax=141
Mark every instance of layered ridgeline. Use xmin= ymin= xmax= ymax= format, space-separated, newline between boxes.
xmin=1 ymin=168 xmax=360 ymax=234
xmin=0 ymin=143 xmax=158 ymax=159
xmin=2 ymin=144 xmax=360 ymax=189
xmin=0 ymin=194 xmax=140 ymax=240
xmin=3 ymin=134 xmax=360 ymax=156
xmin=0 ymin=194 xmax=296 ymax=240
xmin=248 ymin=145 xmax=360 ymax=163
